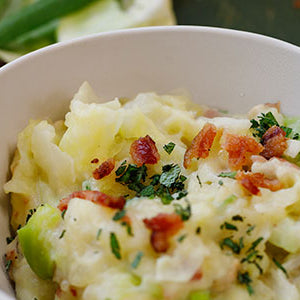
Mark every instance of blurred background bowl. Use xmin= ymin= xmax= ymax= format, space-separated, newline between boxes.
xmin=0 ymin=25 xmax=300 ymax=299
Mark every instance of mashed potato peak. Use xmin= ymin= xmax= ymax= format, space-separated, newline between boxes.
xmin=4 ymin=82 xmax=300 ymax=300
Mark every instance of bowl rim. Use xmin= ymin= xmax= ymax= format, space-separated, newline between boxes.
xmin=1 ymin=25 xmax=300 ymax=78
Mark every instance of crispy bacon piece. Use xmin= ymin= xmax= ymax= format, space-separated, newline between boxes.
xmin=260 ymin=126 xmax=287 ymax=160
xmin=130 ymin=135 xmax=160 ymax=166
xmin=92 ymin=158 xmax=115 ymax=180
xmin=184 ymin=123 xmax=217 ymax=169
xmin=222 ymin=134 xmax=264 ymax=170
xmin=58 ymin=191 xmax=125 ymax=211
xmin=70 ymin=287 xmax=77 ymax=297
xmin=143 ymin=213 xmax=183 ymax=253
xmin=191 ymin=269 xmax=203 ymax=281
xmin=91 ymin=158 xmax=99 ymax=164
xmin=236 ymin=171 xmax=282 ymax=195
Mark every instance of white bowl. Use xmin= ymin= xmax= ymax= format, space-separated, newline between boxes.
xmin=1 ymin=26 xmax=300 ymax=299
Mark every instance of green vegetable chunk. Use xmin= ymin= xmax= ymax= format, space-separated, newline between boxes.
xmin=18 ymin=204 xmax=61 ymax=280
xmin=0 ymin=0 xmax=99 ymax=47
xmin=189 ymin=290 xmax=210 ymax=300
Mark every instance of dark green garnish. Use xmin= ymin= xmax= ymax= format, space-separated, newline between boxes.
xmin=196 ymin=226 xmax=201 ymax=235
xmin=163 ymin=142 xmax=176 ymax=154
xmin=121 ymin=221 xmax=133 ymax=236
xmin=113 ymin=210 xmax=126 ymax=221
xmin=250 ymin=112 xmax=298 ymax=141
xmin=6 ymin=237 xmax=14 ymax=245
xmin=110 ymin=232 xmax=121 ymax=260
xmin=220 ymin=237 xmax=243 ymax=254
xmin=131 ymin=251 xmax=144 ymax=269
xmin=247 ymin=237 xmax=263 ymax=253
xmin=177 ymin=234 xmax=187 ymax=243
xmin=96 ymin=228 xmax=102 ymax=240
xmin=218 ymin=180 xmax=224 ymax=186
xmin=196 ymin=175 xmax=202 ymax=187
xmin=273 ymin=258 xmax=288 ymax=277
xmin=218 ymin=171 xmax=237 ymax=179
xmin=232 ymin=215 xmax=244 ymax=222
xmin=174 ymin=200 xmax=191 ymax=221
xmin=61 ymin=209 xmax=66 ymax=219
xmin=25 ymin=208 xmax=36 ymax=223
xmin=59 ymin=230 xmax=66 ymax=239
xmin=246 ymin=225 xmax=255 ymax=235
xmin=220 ymin=222 xmax=238 ymax=231
xmin=237 ymin=271 xmax=254 ymax=295
xmin=5 ymin=259 xmax=12 ymax=272
xmin=115 ymin=162 xmax=187 ymax=205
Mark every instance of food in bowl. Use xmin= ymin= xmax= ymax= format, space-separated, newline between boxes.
xmin=4 ymin=82 xmax=300 ymax=300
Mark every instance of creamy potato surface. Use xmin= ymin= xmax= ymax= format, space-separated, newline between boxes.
xmin=4 ymin=83 xmax=300 ymax=300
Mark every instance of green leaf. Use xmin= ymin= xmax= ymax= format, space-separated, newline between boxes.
xmin=110 ymin=232 xmax=121 ymax=260
xmin=220 ymin=237 xmax=242 ymax=254
xmin=174 ymin=200 xmax=191 ymax=221
xmin=160 ymin=164 xmax=181 ymax=187
xmin=163 ymin=142 xmax=176 ymax=154
xmin=131 ymin=251 xmax=143 ymax=269
xmin=140 ymin=185 xmax=155 ymax=197
xmin=220 ymin=222 xmax=238 ymax=231
xmin=112 ymin=209 xmax=126 ymax=221
xmin=237 ymin=271 xmax=254 ymax=295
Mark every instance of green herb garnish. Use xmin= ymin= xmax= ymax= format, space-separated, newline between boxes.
xmin=237 ymin=271 xmax=254 ymax=295
xmin=131 ymin=251 xmax=144 ymax=269
xmin=110 ymin=232 xmax=121 ymax=260
xmin=218 ymin=171 xmax=237 ymax=179
xmin=218 ymin=180 xmax=224 ymax=186
xmin=61 ymin=209 xmax=66 ymax=219
xmin=113 ymin=210 xmax=126 ymax=221
xmin=177 ymin=234 xmax=187 ymax=243
xmin=220 ymin=222 xmax=238 ymax=231
xmin=174 ymin=200 xmax=191 ymax=221
xmin=232 ymin=215 xmax=244 ymax=222
xmin=96 ymin=228 xmax=102 ymax=240
xmin=247 ymin=237 xmax=263 ymax=253
xmin=163 ymin=142 xmax=176 ymax=154
xmin=220 ymin=237 xmax=243 ymax=254
xmin=273 ymin=258 xmax=288 ymax=277
xmin=196 ymin=175 xmax=202 ymax=187
xmin=59 ymin=230 xmax=66 ymax=239
xmin=196 ymin=226 xmax=201 ymax=235
xmin=160 ymin=164 xmax=181 ymax=187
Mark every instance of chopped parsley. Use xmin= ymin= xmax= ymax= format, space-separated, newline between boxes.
xmin=218 ymin=171 xmax=237 ymax=179
xmin=220 ymin=237 xmax=243 ymax=254
xmin=237 ymin=271 xmax=254 ymax=295
xmin=247 ymin=237 xmax=263 ymax=253
xmin=196 ymin=175 xmax=202 ymax=187
xmin=223 ymin=194 xmax=238 ymax=206
xmin=273 ymin=258 xmax=288 ymax=277
xmin=96 ymin=228 xmax=102 ymax=240
xmin=5 ymin=259 xmax=12 ymax=272
xmin=121 ymin=221 xmax=133 ymax=236
xmin=113 ymin=209 xmax=126 ymax=221
xmin=163 ymin=142 xmax=176 ymax=154
xmin=220 ymin=222 xmax=238 ymax=231
xmin=246 ymin=225 xmax=255 ymax=235
xmin=6 ymin=237 xmax=14 ymax=245
xmin=59 ymin=230 xmax=66 ymax=239
xmin=232 ymin=215 xmax=244 ymax=222
xmin=115 ymin=161 xmax=187 ymax=205
xmin=173 ymin=200 xmax=191 ymax=221
xmin=196 ymin=226 xmax=201 ymax=235
xmin=61 ymin=209 xmax=66 ymax=219
xmin=177 ymin=234 xmax=187 ymax=243
xmin=218 ymin=180 xmax=224 ymax=186
xmin=250 ymin=112 xmax=298 ymax=141
xmin=131 ymin=251 xmax=144 ymax=269
xmin=110 ymin=232 xmax=121 ymax=260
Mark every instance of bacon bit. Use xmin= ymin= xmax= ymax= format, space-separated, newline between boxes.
xmin=266 ymin=102 xmax=281 ymax=112
xmin=236 ymin=171 xmax=282 ymax=195
xmin=203 ymin=109 xmax=221 ymax=118
xmin=70 ymin=287 xmax=77 ymax=297
xmin=191 ymin=269 xmax=203 ymax=281
xmin=58 ymin=191 xmax=125 ymax=212
xmin=143 ymin=213 xmax=183 ymax=253
xmin=260 ymin=126 xmax=288 ymax=160
xmin=130 ymin=135 xmax=160 ymax=166
xmin=222 ymin=134 xmax=264 ymax=170
xmin=92 ymin=158 xmax=115 ymax=180
xmin=184 ymin=123 xmax=217 ymax=169
xmin=91 ymin=158 xmax=99 ymax=164
xmin=56 ymin=287 xmax=62 ymax=298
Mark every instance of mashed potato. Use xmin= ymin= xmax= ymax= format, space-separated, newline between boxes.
xmin=4 ymin=83 xmax=300 ymax=300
